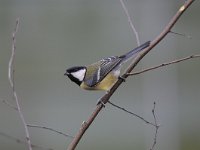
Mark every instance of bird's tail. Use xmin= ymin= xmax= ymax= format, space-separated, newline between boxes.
xmin=120 ymin=41 xmax=150 ymax=61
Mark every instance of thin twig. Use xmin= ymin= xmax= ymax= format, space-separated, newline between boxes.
xmin=8 ymin=18 xmax=32 ymax=150
xmin=127 ymin=54 xmax=200 ymax=76
xmin=150 ymin=102 xmax=160 ymax=150
xmin=108 ymin=100 xmax=160 ymax=150
xmin=107 ymin=101 xmax=156 ymax=127
xmin=27 ymin=124 xmax=74 ymax=138
xmin=120 ymin=0 xmax=140 ymax=45
xmin=170 ymin=30 xmax=192 ymax=39
xmin=1 ymin=99 xmax=73 ymax=139
xmin=0 ymin=131 xmax=54 ymax=150
xmin=1 ymin=99 xmax=18 ymax=110
xmin=67 ymin=1 xmax=194 ymax=150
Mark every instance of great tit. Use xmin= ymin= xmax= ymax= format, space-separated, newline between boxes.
xmin=64 ymin=41 xmax=150 ymax=91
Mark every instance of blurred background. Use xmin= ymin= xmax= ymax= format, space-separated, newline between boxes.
xmin=0 ymin=0 xmax=199 ymax=150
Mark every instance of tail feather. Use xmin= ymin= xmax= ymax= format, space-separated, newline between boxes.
xmin=120 ymin=41 xmax=150 ymax=61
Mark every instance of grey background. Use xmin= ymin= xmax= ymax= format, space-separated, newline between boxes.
xmin=0 ymin=0 xmax=199 ymax=150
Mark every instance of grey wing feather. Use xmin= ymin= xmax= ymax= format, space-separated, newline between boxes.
xmin=84 ymin=68 xmax=99 ymax=87
xmin=119 ymin=41 xmax=150 ymax=61
xmin=85 ymin=56 xmax=122 ymax=87
xmin=84 ymin=41 xmax=150 ymax=87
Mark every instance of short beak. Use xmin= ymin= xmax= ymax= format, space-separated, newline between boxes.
xmin=64 ymin=72 xmax=69 ymax=76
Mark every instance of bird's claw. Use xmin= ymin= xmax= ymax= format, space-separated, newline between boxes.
xmin=118 ymin=76 xmax=126 ymax=82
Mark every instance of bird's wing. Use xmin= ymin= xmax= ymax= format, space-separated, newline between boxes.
xmin=84 ymin=56 xmax=122 ymax=87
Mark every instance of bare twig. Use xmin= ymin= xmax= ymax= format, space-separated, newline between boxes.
xmin=1 ymin=100 xmax=73 ymax=140
xmin=1 ymin=99 xmax=18 ymax=110
xmin=27 ymin=124 xmax=74 ymax=138
xmin=127 ymin=54 xmax=200 ymax=76
xmin=0 ymin=132 xmax=54 ymax=150
xmin=108 ymin=100 xmax=160 ymax=150
xmin=8 ymin=18 xmax=32 ymax=150
xmin=67 ymin=1 xmax=195 ymax=150
xmin=120 ymin=0 xmax=140 ymax=45
xmin=170 ymin=30 xmax=192 ymax=39
xmin=150 ymin=102 xmax=160 ymax=150
xmin=107 ymin=101 xmax=156 ymax=127
xmin=8 ymin=19 xmax=18 ymax=88
xmin=1 ymin=99 xmax=72 ymax=139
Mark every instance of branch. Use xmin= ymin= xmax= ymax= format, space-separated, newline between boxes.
xmin=0 ymin=132 xmax=54 ymax=150
xmin=150 ymin=102 xmax=160 ymax=150
xmin=127 ymin=54 xmax=200 ymax=76
xmin=107 ymin=101 xmax=156 ymax=127
xmin=108 ymin=101 xmax=160 ymax=150
xmin=67 ymin=1 xmax=195 ymax=150
xmin=27 ymin=124 xmax=74 ymax=138
xmin=120 ymin=0 xmax=140 ymax=45
xmin=1 ymin=99 xmax=18 ymax=110
xmin=1 ymin=99 xmax=73 ymax=140
xmin=170 ymin=30 xmax=192 ymax=39
xmin=8 ymin=18 xmax=32 ymax=150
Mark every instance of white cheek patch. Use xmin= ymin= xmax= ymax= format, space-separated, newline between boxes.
xmin=71 ymin=69 xmax=86 ymax=81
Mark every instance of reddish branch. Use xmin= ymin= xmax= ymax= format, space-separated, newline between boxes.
xmin=67 ymin=1 xmax=195 ymax=150
xmin=128 ymin=54 xmax=200 ymax=76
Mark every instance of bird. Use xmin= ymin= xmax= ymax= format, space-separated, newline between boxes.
xmin=64 ymin=41 xmax=150 ymax=92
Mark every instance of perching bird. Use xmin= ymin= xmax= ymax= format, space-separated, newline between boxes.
xmin=65 ymin=41 xmax=150 ymax=91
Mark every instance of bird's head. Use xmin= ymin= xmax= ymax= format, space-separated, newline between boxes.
xmin=64 ymin=66 xmax=86 ymax=86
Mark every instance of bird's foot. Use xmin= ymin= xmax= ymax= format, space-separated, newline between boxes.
xmin=96 ymin=99 xmax=106 ymax=107
xmin=118 ymin=76 xmax=126 ymax=82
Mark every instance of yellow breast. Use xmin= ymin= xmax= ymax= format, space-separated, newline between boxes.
xmin=80 ymin=73 xmax=118 ymax=91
